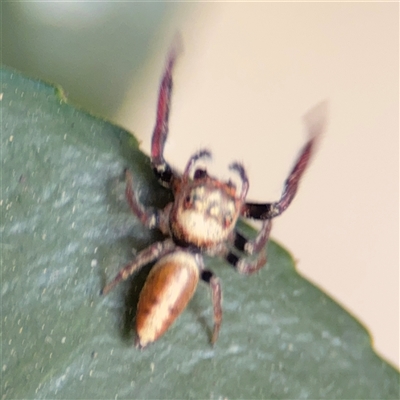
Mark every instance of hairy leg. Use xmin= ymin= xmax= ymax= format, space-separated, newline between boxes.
xmin=101 ymin=239 xmax=176 ymax=295
xmin=201 ymin=269 xmax=222 ymax=344
xmin=151 ymin=43 xmax=182 ymax=188
xmin=125 ymin=169 xmax=170 ymax=235
xmin=225 ymin=220 xmax=272 ymax=274
xmin=234 ymin=219 xmax=272 ymax=255
xmin=241 ymin=101 xmax=327 ymax=220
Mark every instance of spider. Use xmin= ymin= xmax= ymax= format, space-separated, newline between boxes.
xmin=101 ymin=46 xmax=326 ymax=348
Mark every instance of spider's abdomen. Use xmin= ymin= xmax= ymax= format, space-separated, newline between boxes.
xmin=136 ymin=251 xmax=199 ymax=348
xmin=170 ymin=182 xmax=240 ymax=249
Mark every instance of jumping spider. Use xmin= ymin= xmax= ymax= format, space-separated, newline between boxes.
xmin=102 ymin=47 xmax=326 ymax=348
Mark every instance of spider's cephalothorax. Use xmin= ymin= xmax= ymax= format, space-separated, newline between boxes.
xmin=169 ymin=154 xmax=248 ymax=249
xmin=102 ymin=45 xmax=327 ymax=348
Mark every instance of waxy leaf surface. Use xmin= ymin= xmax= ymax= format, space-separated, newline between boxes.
xmin=1 ymin=68 xmax=399 ymax=399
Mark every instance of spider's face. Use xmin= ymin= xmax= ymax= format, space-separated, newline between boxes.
xmin=170 ymin=171 xmax=242 ymax=249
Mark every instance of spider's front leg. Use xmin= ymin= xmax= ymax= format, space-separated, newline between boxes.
xmin=241 ymin=101 xmax=327 ymax=220
xmin=226 ymin=219 xmax=272 ymax=275
xmin=125 ymin=169 xmax=170 ymax=235
xmin=151 ymin=44 xmax=181 ymax=189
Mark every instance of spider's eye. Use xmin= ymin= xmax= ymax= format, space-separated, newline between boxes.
xmin=194 ymin=169 xmax=207 ymax=180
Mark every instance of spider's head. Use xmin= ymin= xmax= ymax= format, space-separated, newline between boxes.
xmin=169 ymin=151 xmax=248 ymax=249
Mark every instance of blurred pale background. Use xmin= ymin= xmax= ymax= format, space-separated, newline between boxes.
xmin=2 ymin=2 xmax=398 ymax=368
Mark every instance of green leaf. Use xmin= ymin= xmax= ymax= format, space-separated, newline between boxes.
xmin=1 ymin=68 xmax=399 ymax=399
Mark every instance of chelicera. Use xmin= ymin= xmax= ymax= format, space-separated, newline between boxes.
xmin=102 ymin=46 xmax=326 ymax=348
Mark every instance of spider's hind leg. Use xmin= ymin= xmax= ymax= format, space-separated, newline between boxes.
xmin=101 ymin=239 xmax=176 ymax=295
xmin=201 ymin=269 xmax=222 ymax=344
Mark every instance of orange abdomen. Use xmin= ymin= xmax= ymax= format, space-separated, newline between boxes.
xmin=135 ymin=251 xmax=200 ymax=348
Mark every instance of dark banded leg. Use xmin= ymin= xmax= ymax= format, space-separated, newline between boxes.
xmin=101 ymin=239 xmax=176 ymax=295
xmin=226 ymin=247 xmax=267 ymax=275
xmin=234 ymin=219 xmax=272 ymax=255
xmin=151 ymin=43 xmax=182 ymax=188
xmin=241 ymin=101 xmax=327 ymax=220
xmin=201 ymin=270 xmax=222 ymax=344
xmin=125 ymin=169 xmax=170 ymax=235
xmin=226 ymin=219 xmax=272 ymax=275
